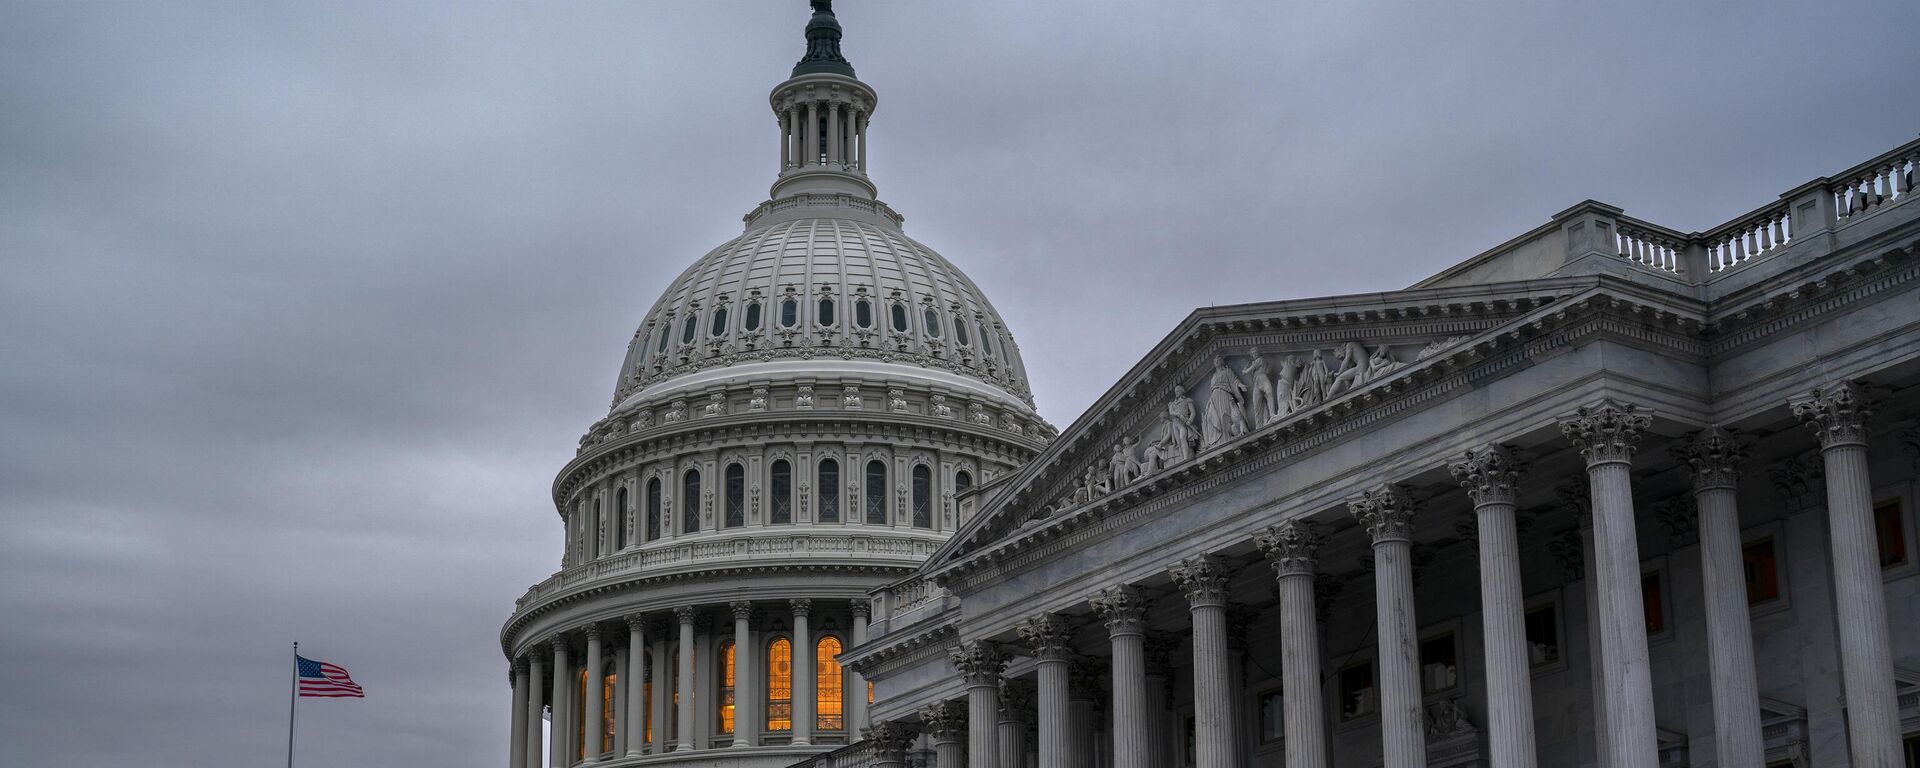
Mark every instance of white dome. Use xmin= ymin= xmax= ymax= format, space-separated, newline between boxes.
xmin=613 ymin=213 xmax=1034 ymax=413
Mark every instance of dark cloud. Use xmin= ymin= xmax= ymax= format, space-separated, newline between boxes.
xmin=0 ymin=1 xmax=1913 ymax=765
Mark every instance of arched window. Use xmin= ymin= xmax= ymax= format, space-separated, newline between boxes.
xmin=615 ymin=487 xmax=629 ymax=549
xmin=595 ymin=496 xmax=607 ymax=555
xmin=816 ymin=636 xmax=845 ymax=731
xmin=767 ymin=638 xmax=793 ymax=731
xmin=855 ymin=297 xmax=874 ymax=329
xmin=780 ymin=298 xmax=798 ymax=328
xmin=724 ymin=463 xmax=745 ymax=528
xmin=743 ymin=301 xmax=762 ymax=332
xmin=889 ymin=302 xmax=908 ymax=332
xmin=818 ymin=459 xmax=840 ymax=523
xmin=717 ymin=640 xmax=736 ymax=735
xmin=911 ymin=465 xmax=933 ymax=528
xmin=683 ymin=469 xmax=702 ymax=533
xmin=865 ymin=460 xmax=888 ymax=524
xmin=646 ymin=478 xmax=662 ymax=541
xmin=954 ymin=470 xmax=973 ymax=497
xmin=681 ymin=314 xmax=698 ymax=345
xmin=923 ymin=307 xmax=941 ymax=338
xmin=710 ymin=306 xmax=729 ymax=337
xmin=771 ymin=460 xmax=792 ymax=524
xmin=817 ymin=295 xmax=836 ymax=327
xmin=954 ymin=314 xmax=970 ymax=346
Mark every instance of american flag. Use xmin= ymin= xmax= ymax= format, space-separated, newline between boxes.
xmin=297 ymin=655 xmax=364 ymax=698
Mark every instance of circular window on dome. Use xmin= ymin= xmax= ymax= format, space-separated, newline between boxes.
xmin=889 ymin=302 xmax=908 ymax=333
xmin=780 ymin=298 xmax=798 ymax=329
xmin=710 ymin=306 xmax=729 ymax=338
xmin=743 ymin=301 xmax=762 ymax=332
xmin=817 ymin=296 xmax=836 ymax=327
xmin=923 ymin=307 xmax=941 ymax=338
xmin=855 ymin=298 xmax=874 ymax=329
xmin=953 ymin=314 xmax=970 ymax=346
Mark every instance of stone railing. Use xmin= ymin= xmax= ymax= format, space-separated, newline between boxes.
xmin=1613 ymin=216 xmax=1687 ymax=274
xmin=1832 ymin=144 xmax=1919 ymax=223
xmin=1700 ymin=198 xmax=1792 ymax=273
xmin=784 ymin=738 xmax=872 ymax=768
xmin=513 ymin=532 xmax=937 ymax=610
xmin=868 ymin=574 xmax=953 ymax=638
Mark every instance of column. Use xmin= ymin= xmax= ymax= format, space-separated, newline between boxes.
xmin=1451 ymin=445 xmax=1537 ymax=768
xmin=923 ymin=700 xmax=968 ymax=768
xmin=998 ymin=681 xmax=1034 ymax=768
xmin=849 ymin=600 xmax=872 ymax=737
xmin=1143 ymin=636 xmax=1175 ymax=768
xmin=804 ymin=101 xmax=819 ymax=166
xmin=1348 ymin=485 xmax=1426 ymax=768
xmin=1016 ymin=613 xmax=1073 ymax=768
xmin=791 ymin=598 xmax=814 ymax=745
xmin=624 ymin=616 xmax=646 ymax=756
xmin=511 ymin=659 xmax=530 ymax=768
xmin=953 ymin=641 xmax=1006 ymax=768
xmin=551 ymin=640 xmax=571 ymax=768
xmin=1168 ymin=554 xmax=1234 ymax=768
xmin=730 ymin=601 xmax=757 ymax=748
xmin=583 ymin=626 xmax=604 ymax=763
xmin=856 ymin=112 xmax=868 ymax=172
xmin=1793 ymin=382 xmax=1902 ymax=766
xmin=1091 ymin=586 xmax=1149 ymax=768
xmin=526 ymin=649 xmax=546 ymax=768
xmin=613 ymin=641 xmax=628 ymax=757
xmin=1670 ymin=427 xmax=1764 ymax=766
xmin=650 ymin=628 xmax=669 ymax=754
xmin=1067 ymin=661 xmax=1099 ymax=768
xmin=779 ymin=110 xmax=791 ymax=169
xmin=826 ymin=103 xmax=841 ymax=166
xmin=674 ymin=607 xmax=696 ymax=752
xmin=869 ymin=721 xmax=917 ymax=768
xmin=1558 ymin=400 xmax=1657 ymax=768
xmin=1559 ymin=480 xmax=1611 ymax=767
xmin=1254 ymin=520 xmax=1329 ymax=768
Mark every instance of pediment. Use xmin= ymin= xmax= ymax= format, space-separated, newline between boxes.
xmin=922 ymin=276 xmax=1697 ymax=574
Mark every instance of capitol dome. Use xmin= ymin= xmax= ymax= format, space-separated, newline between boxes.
xmin=501 ymin=4 xmax=1052 ymax=767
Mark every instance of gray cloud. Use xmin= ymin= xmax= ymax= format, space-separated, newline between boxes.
xmin=1 ymin=1 xmax=1914 ymax=765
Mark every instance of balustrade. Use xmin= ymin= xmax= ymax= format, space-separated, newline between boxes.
xmin=1702 ymin=202 xmax=1791 ymax=273
xmin=1833 ymin=149 xmax=1918 ymax=220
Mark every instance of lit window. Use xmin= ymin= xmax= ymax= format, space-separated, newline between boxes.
xmin=743 ymin=301 xmax=762 ymax=332
xmin=1419 ymin=631 xmax=1459 ymax=694
xmin=865 ymin=460 xmax=887 ymax=524
xmin=718 ymin=640 xmax=736 ymax=735
xmin=911 ymin=465 xmax=932 ymax=528
xmin=1338 ymin=662 xmax=1375 ymax=721
xmin=767 ymin=638 xmax=793 ymax=731
xmin=1744 ymin=538 xmax=1781 ymax=605
xmin=681 ymin=314 xmax=697 ymax=345
xmin=724 ymin=463 xmax=745 ymax=528
xmin=817 ymin=636 xmax=844 ymax=731
xmin=954 ymin=315 xmax=970 ymax=346
xmin=683 ymin=469 xmax=702 ymax=533
xmin=771 ymin=460 xmax=793 ymax=524
xmin=855 ymin=298 xmax=874 ymax=329
xmin=1875 ymin=499 xmax=1908 ymax=568
xmin=780 ymin=298 xmax=798 ymax=328
xmin=889 ymin=302 xmax=908 ymax=332
xmin=817 ymin=296 xmax=835 ymax=327
xmin=1642 ymin=571 xmax=1664 ymax=634
xmin=923 ymin=307 xmax=941 ymax=338
xmin=645 ymin=478 xmax=662 ymax=542
xmin=1524 ymin=603 xmax=1559 ymax=667
xmin=818 ymin=459 xmax=840 ymax=523
xmin=710 ymin=306 xmax=729 ymax=337
xmin=602 ymin=669 xmax=617 ymax=754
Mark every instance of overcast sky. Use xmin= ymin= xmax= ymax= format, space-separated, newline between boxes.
xmin=1 ymin=1 xmax=1915 ymax=766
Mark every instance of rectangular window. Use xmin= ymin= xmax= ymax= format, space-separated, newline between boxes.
xmin=771 ymin=461 xmax=792 ymax=525
xmin=1524 ymin=603 xmax=1560 ymax=668
xmin=865 ymin=461 xmax=888 ymax=524
xmin=1642 ymin=571 xmax=1665 ymax=634
xmin=1258 ymin=688 xmax=1284 ymax=744
xmin=818 ymin=460 xmax=840 ymax=523
xmin=1875 ymin=499 xmax=1908 ymax=568
xmin=1338 ymin=662 xmax=1376 ymax=721
xmin=1744 ymin=537 xmax=1781 ymax=605
xmin=1419 ymin=631 xmax=1460 ymax=695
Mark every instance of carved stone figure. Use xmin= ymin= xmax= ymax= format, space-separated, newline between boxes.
xmin=1109 ymin=436 xmax=1141 ymax=487
xmin=748 ymin=386 xmax=769 ymax=412
xmin=1272 ymin=355 xmax=1299 ymax=421
xmin=1201 ymin=356 xmax=1250 ymax=448
xmin=1325 ymin=341 xmax=1369 ymax=398
xmin=970 ymin=402 xmax=992 ymax=424
xmin=703 ymin=392 xmax=728 ymax=417
xmin=1294 ymin=350 xmax=1329 ymax=410
xmin=1144 ymin=386 xmax=1198 ymax=471
xmin=665 ymin=399 xmax=688 ymax=423
xmin=1245 ymin=354 xmax=1276 ymax=426
xmin=1003 ymin=412 xmax=1025 ymax=436
xmin=793 ymin=385 xmax=814 ymax=409
xmin=842 ymin=385 xmax=862 ymax=409
xmin=1425 ymin=698 xmax=1477 ymax=738
xmin=887 ymin=387 xmax=908 ymax=413
xmin=1367 ymin=344 xmax=1402 ymax=380
xmin=930 ymin=393 xmax=954 ymax=418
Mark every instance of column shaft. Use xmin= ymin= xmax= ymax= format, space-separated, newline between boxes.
xmin=551 ymin=643 xmax=571 ymax=768
xmin=526 ymin=655 xmax=546 ymax=768
xmin=1696 ymin=483 xmax=1763 ymax=765
xmin=1588 ymin=460 xmax=1657 ymax=767
xmin=1109 ymin=633 xmax=1147 ymax=768
xmin=732 ymin=605 xmax=756 ymax=747
xmin=804 ymin=102 xmax=819 ymax=166
xmin=1190 ymin=605 xmax=1232 ymax=768
xmin=849 ymin=605 xmax=871 ymax=736
xmin=1038 ymin=659 xmax=1070 ymax=768
xmin=676 ymin=611 xmax=695 ymax=751
xmin=1477 ymin=500 xmax=1535 ymax=767
xmin=779 ymin=111 xmax=791 ymax=169
xmin=826 ymin=103 xmax=841 ymax=165
xmin=584 ymin=630 xmax=604 ymax=763
xmin=856 ymin=114 xmax=868 ymax=171
xmin=650 ymin=638 xmax=668 ymax=754
xmin=1278 ymin=573 xmax=1326 ymax=767
xmin=936 ymin=735 xmax=965 ymax=768
xmin=792 ymin=601 xmax=814 ymax=745
xmin=1372 ymin=538 xmax=1425 ymax=768
xmin=1579 ymin=518 xmax=1611 ymax=767
xmin=612 ymin=646 xmax=628 ymax=757
xmin=511 ymin=663 xmax=530 ymax=768
xmin=996 ymin=717 xmax=1025 ymax=768
xmin=970 ymin=682 xmax=1003 ymax=768
xmin=1822 ymin=442 xmax=1902 ymax=765
xmin=625 ymin=621 xmax=646 ymax=756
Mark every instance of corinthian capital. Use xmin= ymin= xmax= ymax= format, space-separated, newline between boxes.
xmin=1253 ymin=519 xmax=1320 ymax=578
xmin=864 ymin=721 xmax=916 ymax=758
xmin=789 ymin=597 xmax=813 ymax=617
xmin=730 ymin=601 xmax=755 ymax=620
xmin=919 ymin=700 xmax=967 ymax=739
xmin=1670 ymin=425 xmax=1748 ymax=490
xmin=1791 ymin=381 xmax=1871 ymax=448
xmin=949 ymin=641 xmax=1006 ymax=685
xmin=1348 ymin=484 xmax=1417 ymax=544
xmin=1168 ymin=554 xmax=1232 ymax=607
xmin=1089 ymin=585 xmax=1149 ymax=636
xmin=1558 ymin=399 xmax=1652 ymax=466
xmin=1449 ymin=444 xmax=1528 ymax=506
xmin=672 ymin=606 xmax=696 ymax=624
xmin=1015 ymin=613 xmax=1073 ymax=660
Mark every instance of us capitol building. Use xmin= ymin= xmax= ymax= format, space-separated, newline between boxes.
xmin=500 ymin=4 xmax=1920 ymax=768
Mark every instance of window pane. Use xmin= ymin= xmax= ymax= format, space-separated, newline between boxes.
xmin=780 ymin=298 xmax=798 ymax=328
xmin=1642 ymin=572 xmax=1663 ymax=633
xmin=743 ymin=302 xmax=762 ymax=332
xmin=954 ymin=471 xmax=972 ymax=496
xmin=646 ymin=478 xmax=662 ymax=541
xmin=718 ymin=641 xmax=735 ymax=735
xmin=817 ymin=296 xmax=835 ymax=326
xmin=771 ymin=460 xmax=792 ymax=524
xmin=602 ymin=671 xmax=617 ymax=753
xmin=725 ymin=464 xmax=745 ymax=528
xmin=766 ymin=639 xmax=792 ymax=731
xmin=1339 ymin=663 xmax=1375 ymax=720
xmin=816 ymin=637 xmax=844 ymax=731
xmin=923 ymin=307 xmax=941 ymax=338
xmin=1419 ymin=633 xmax=1459 ymax=694
xmin=681 ymin=315 xmax=697 ymax=344
xmin=1259 ymin=690 xmax=1284 ymax=744
xmin=1875 ymin=499 xmax=1908 ymax=568
xmin=683 ymin=470 xmax=702 ymax=533
xmin=818 ymin=459 xmax=840 ymax=523
xmin=911 ymin=465 xmax=932 ymax=528
xmin=954 ymin=315 xmax=970 ymax=346
xmin=865 ymin=460 xmax=887 ymax=524
xmin=1743 ymin=538 xmax=1780 ymax=605
xmin=979 ymin=325 xmax=993 ymax=356
xmin=855 ymin=299 xmax=873 ymax=329
xmin=615 ymin=488 xmax=628 ymax=549
xmin=1524 ymin=604 xmax=1559 ymax=666
xmin=711 ymin=307 xmax=728 ymax=337
xmin=654 ymin=322 xmax=670 ymax=355
xmin=889 ymin=303 xmax=908 ymax=332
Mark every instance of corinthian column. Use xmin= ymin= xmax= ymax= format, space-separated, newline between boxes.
xmin=998 ymin=680 xmax=1034 ymax=768
xmin=1670 ymin=427 xmax=1763 ymax=767
xmin=1450 ymin=445 xmax=1536 ymax=768
xmin=1143 ymin=636 xmax=1175 ymax=768
xmin=1348 ymin=485 xmax=1425 ymax=768
xmin=624 ymin=616 xmax=645 ymax=756
xmin=583 ymin=626 xmax=604 ymax=763
xmin=510 ymin=658 xmax=529 ymax=768
xmin=868 ymin=721 xmax=917 ymax=768
xmin=952 ymin=641 xmax=1006 ymax=768
xmin=1016 ymin=613 xmax=1073 ymax=768
xmin=1558 ymin=400 xmax=1657 ymax=768
xmin=674 ymin=607 xmax=696 ymax=752
xmin=849 ymin=600 xmax=872 ymax=737
xmin=526 ymin=650 xmax=546 ymax=768
xmin=1091 ymin=585 xmax=1150 ymax=768
xmin=1168 ymin=554 xmax=1234 ymax=768
xmin=923 ymin=699 xmax=968 ymax=768
xmin=1792 ymin=382 xmax=1901 ymax=766
xmin=551 ymin=639 xmax=572 ymax=768
xmin=1254 ymin=520 xmax=1327 ymax=768
xmin=790 ymin=598 xmax=814 ymax=746
xmin=730 ymin=601 xmax=757 ymax=748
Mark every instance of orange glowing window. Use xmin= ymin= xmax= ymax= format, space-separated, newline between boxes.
xmin=817 ymin=636 xmax=844 ymax=730
xmin=602 ymin=672 xmax=616 ymax=754
xmin=718 ymin=641 xmax=736 ymax=735
xmin=767 ymin=638 xmax=793 ymax=731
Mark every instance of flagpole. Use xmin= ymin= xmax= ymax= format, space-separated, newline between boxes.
xmin=287 ymin=641 xmax=298 ymax=768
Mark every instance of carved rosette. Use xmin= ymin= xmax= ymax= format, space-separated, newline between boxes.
xmin=1015 ymin=613 xmax=1073 ymax=661
xmin=949 ymin=641 xmax=1007 ymax=685
xmin=790 ymin=598 xmax=813 ymax=618
xmin=1254 ymin=519 xmax=1320 ymax=578
xmin=1348 ymin=484 xmax=1417 ymax=544
xmin=1791 ymin=381 xmax=1871 ymax=449
xmin=730 ymin=601 xmax=754 ymax=621
xmin=919 ymin=700 xmax=967 ymax=740
xmin=1557 ymin=399 xmax=1651 ymax=466
xmin=865 ymin=720 xmax=916 ymax=759
xmin=1671 ymin=425 xmax=1748 ymax=491
xmin=1089 ymin=585 xmax=1149 ymax=636
xmin=1449 ymin=444 xmax=1528 ymax=507
xmin=1168 ymin=554 xmax=1232 ymax=608
xmin=673 ymin=606 xmax=697 ymax=624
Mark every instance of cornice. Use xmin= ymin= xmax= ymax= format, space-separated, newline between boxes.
xmin=841 ymin=616 xmax=959 ymax=680
xmin=1706 ymin=235 xmax=1919 ymax=357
